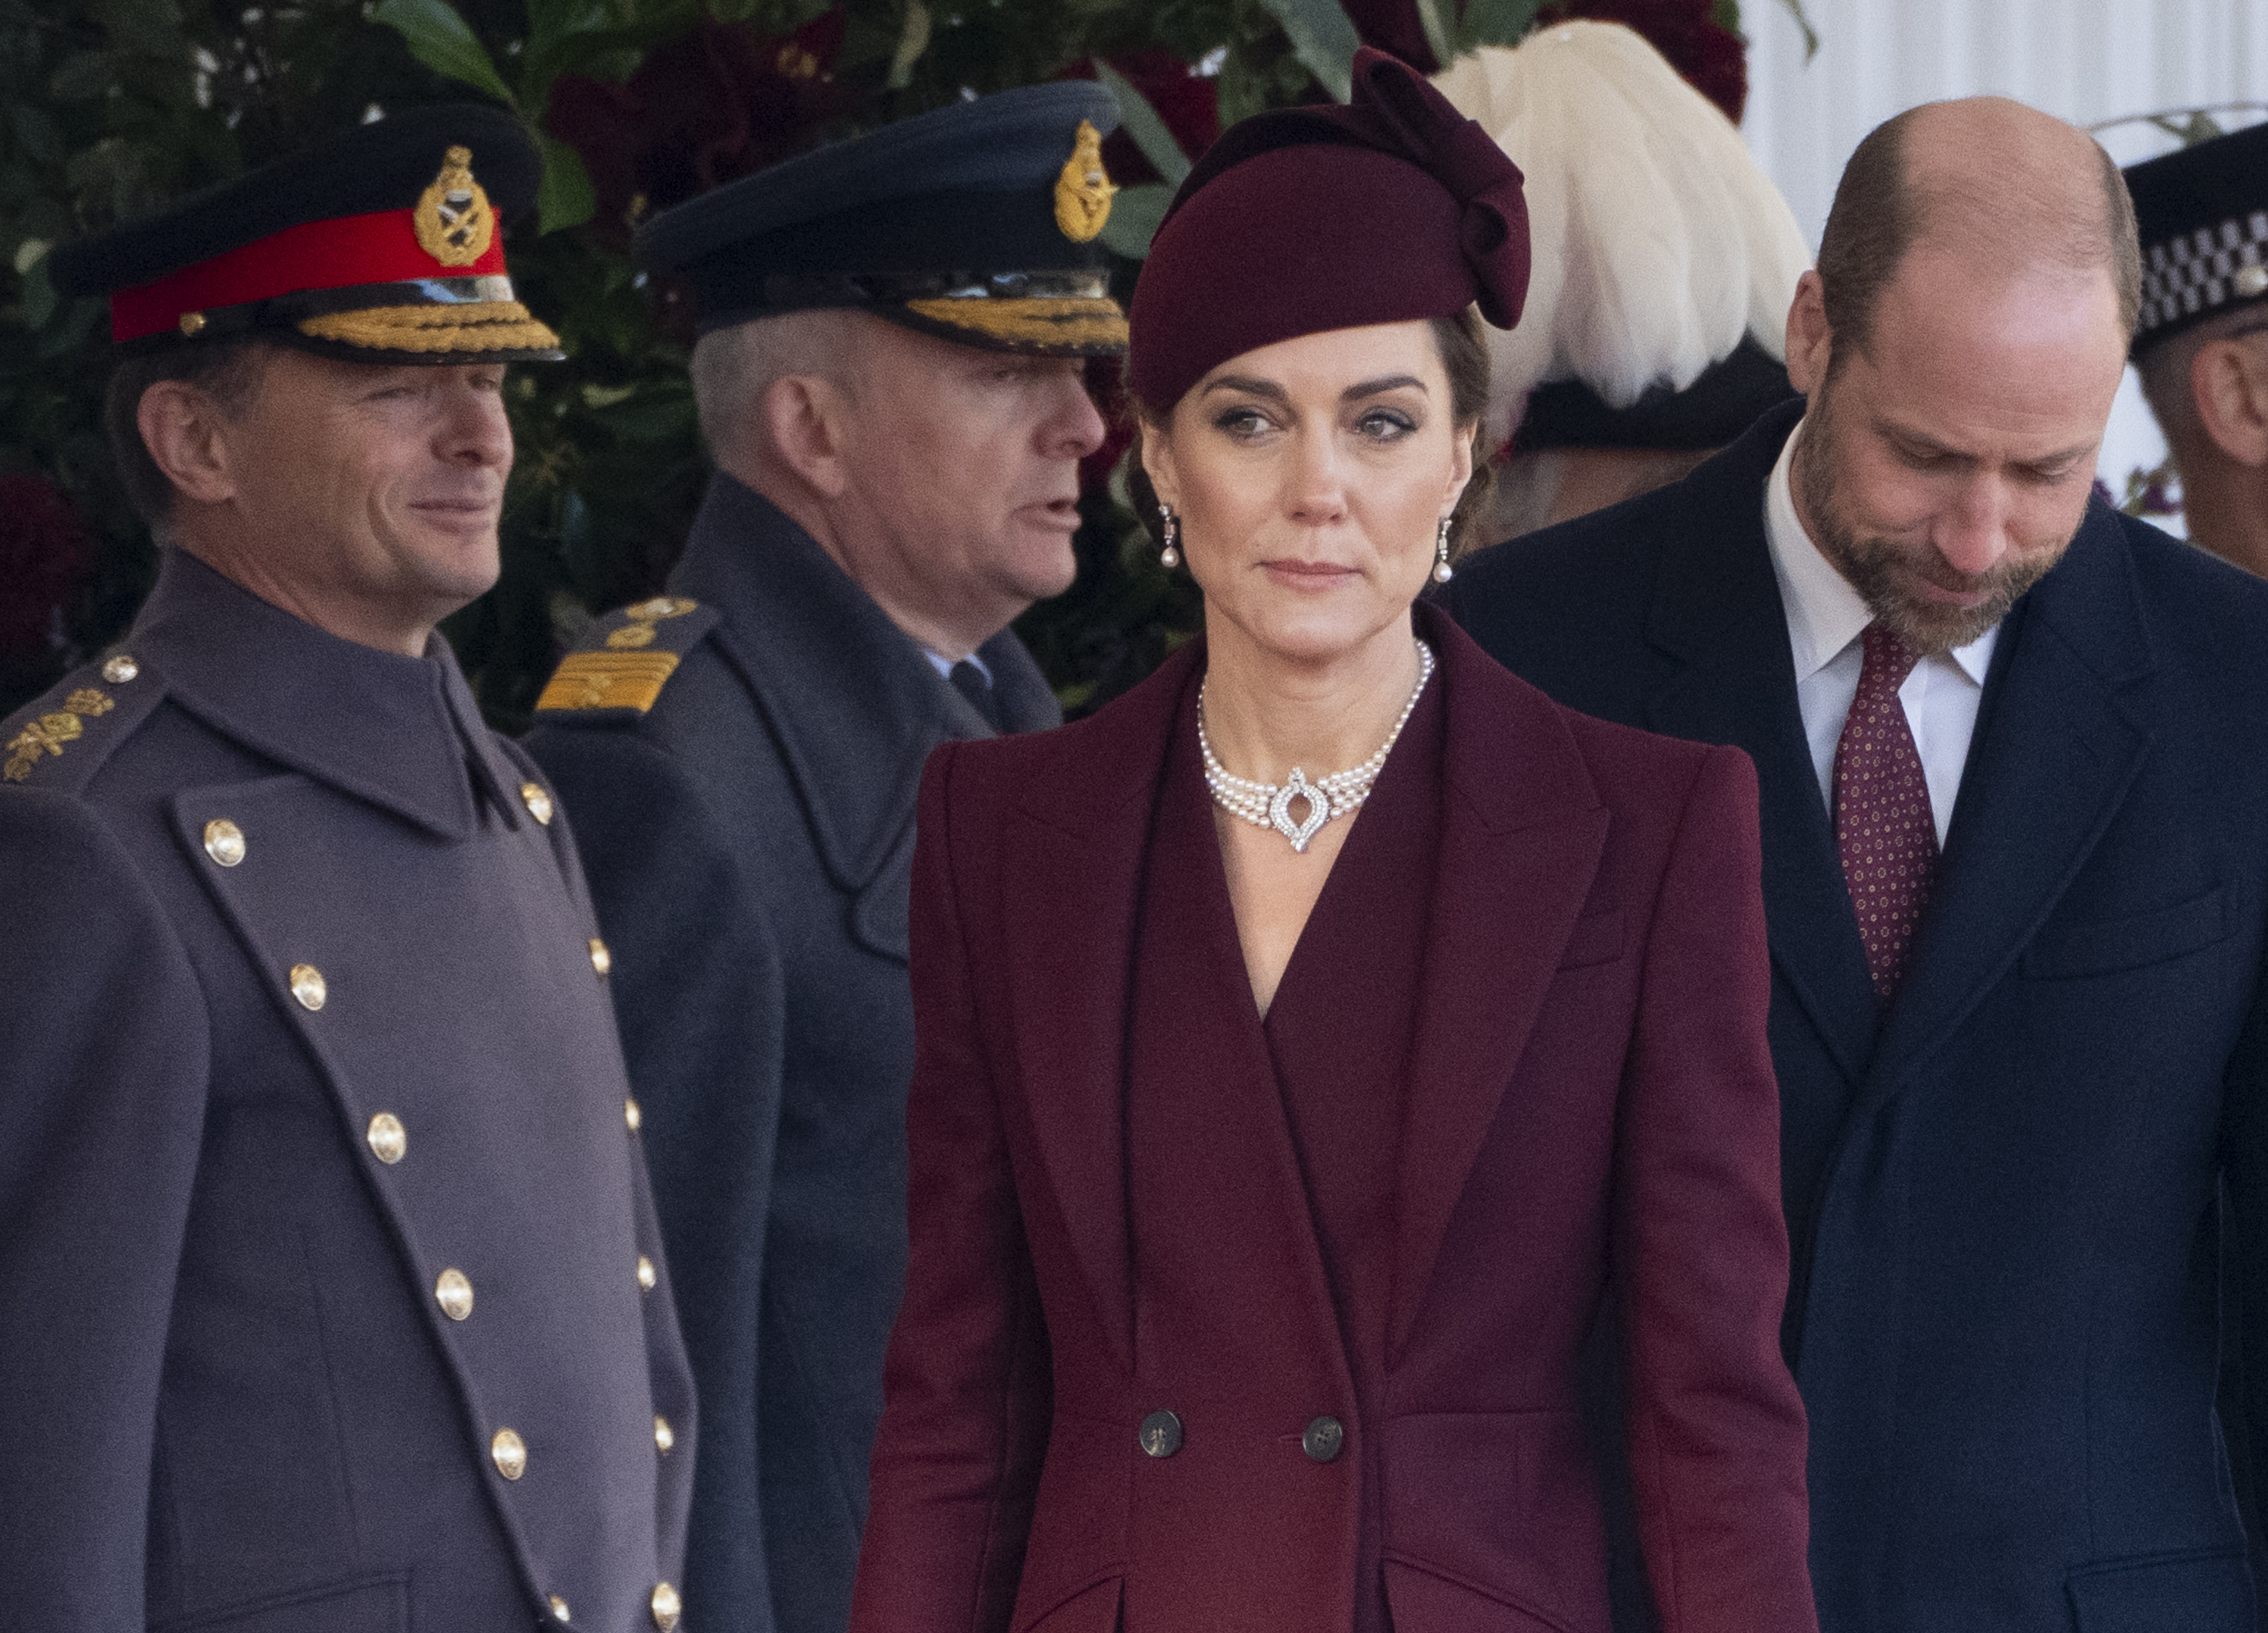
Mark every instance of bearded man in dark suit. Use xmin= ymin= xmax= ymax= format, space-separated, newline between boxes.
xmin=1448 ymin=95 xmax=2268 ymax=1632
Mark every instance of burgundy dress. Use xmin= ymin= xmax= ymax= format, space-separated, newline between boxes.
xmin=847 ymin=609 xmax=1817 ymax=1633
xmin=1126 ymin=668 xmax=1443 ymax=1632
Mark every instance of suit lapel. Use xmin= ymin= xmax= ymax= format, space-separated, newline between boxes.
xmin=1391 ymin=615 xmax=1609 ymax=1361
xmin=999 ymin=646 xmax=1200 ymax=1373
xmin=1864 ymin=507 xmax=2155 ymax=1100
xmin=1641 ymin=408 xmax=1881 ymax=1086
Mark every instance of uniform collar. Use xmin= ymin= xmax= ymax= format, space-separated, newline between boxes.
xmin=667 ymin=473 xmax=1055 ymax=890
xmin=1764 ymin=415 xmax=1994 ymax=686
xmin=132 ymin=548 xmax=515 ymax=841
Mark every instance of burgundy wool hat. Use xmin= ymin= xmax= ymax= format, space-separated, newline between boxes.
xmin=1127 ymin=47 xmax=1530 ymax=413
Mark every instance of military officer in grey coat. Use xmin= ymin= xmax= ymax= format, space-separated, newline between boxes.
xmin=524 ymin=83 xmax=1123 ymax=1633
xmin=0 ymin=107 xmax=693 ymax=1632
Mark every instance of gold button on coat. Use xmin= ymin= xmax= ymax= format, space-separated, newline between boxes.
xmin=549 ymin=1594 xmax=572 ymax=1622
xmin=366 ymin=1112 xmax=407 ymax=1165
xmin=289 ymin=963 xmax=327 ymax=1011
xmin=624 ymin=1097 xmax=642 ymax=1133
xmin=589 ymin=937 xmax=612 ymax=976
xmin=101 ymin=654 xmax=138 ymax=683
xmin=651 ymin=1582 xmax=681 ymax=1631
xmin=637 ymin=1254 xmax=657 ymax=1292
xmin=491 ymin=1427 xmax=526 ymax=1480
xmin=435 ymin=1267 xmax=474 ymax=1321
xmin=521 ymin=782 xmax=554 ymax=825
xmin=654 ymin=1415 xmax=674 ymax=1454
xmin=202 ymin=818 xmax=246 ymax=867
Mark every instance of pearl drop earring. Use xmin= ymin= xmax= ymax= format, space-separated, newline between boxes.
xmin=1159 ymin=506 xmax=1180 ymax=570
xmin=1433 ymin=516 xmax=1455 ymax=584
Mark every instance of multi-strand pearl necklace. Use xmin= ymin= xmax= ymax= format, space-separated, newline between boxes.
xmin=1198 ymin=639 xmax=1436 ymax=854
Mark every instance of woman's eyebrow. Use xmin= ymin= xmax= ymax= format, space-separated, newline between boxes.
xmin=1343 ymin=374 xmax=1426 ymax=400
xmin=1201 ymin=374 xmax=1287 ymax=401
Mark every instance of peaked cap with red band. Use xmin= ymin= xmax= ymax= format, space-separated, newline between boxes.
xmin=1127 ymin=47 xmax=1530 ymax=412
xmin=49 ymin=104 xmax=562 ymax=364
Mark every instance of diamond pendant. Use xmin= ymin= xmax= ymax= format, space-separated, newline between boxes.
xmin=1268 ymin=768 xmax=1331 ymax=852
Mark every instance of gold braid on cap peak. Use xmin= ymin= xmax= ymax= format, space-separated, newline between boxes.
xmin=903 ymin=295 xmax=1127 ymax=349
xmin=297 ymin=300 xmax=561 ymax=355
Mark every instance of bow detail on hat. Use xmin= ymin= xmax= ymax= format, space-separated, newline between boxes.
xmin=1343 ymin=47 xmax=1530 ymax=329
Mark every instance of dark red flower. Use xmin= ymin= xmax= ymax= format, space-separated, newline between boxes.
xmin=1346 ymin=0 xmax=1747 ymax=124
xmin=545 ymin=8 xmax=858 ymax=250
xmin=1079 ymin=355 xmax=1135 ymax=500
xmin=1061 ymin=51 xmax=1222 ymax=187
xmin=0 ymin=473 xmax=94 ymax=664
xmin=1341 ymin=0 xmax=1440 ymax=72
xmin=1538 ymin=0 xmax=1746 ymax=122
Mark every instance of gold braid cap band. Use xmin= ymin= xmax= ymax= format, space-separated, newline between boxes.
xmin=297 ymin=299 xmax=562 ymax=355
xmin=903 ymin=296 xmax=1127 ymax=351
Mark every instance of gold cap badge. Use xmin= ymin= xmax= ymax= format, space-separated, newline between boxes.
xmin=415 ymin=146 xmax=496 ymax=268
xmin=1053 ymin=120 xmax=1117 ymax=244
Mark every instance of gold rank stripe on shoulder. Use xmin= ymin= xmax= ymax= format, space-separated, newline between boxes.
xmin=537 ymin=650 xmax=681 ymax=714
xmin=5 ymin=687 xmax=116 ymax=782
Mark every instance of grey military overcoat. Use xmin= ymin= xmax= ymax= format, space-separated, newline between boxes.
xmin=0 ymin=550 xmax=694 ymax=1633
xmin=525 ymin=473 xmax=1059 ymax=1633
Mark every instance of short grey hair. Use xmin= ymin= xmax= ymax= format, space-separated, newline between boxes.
xmin=688 ymin=308 xmax=866 ymax=456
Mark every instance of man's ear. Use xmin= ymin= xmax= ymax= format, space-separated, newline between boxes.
xmin=1785 ymin=270 xmax=1833 ymax=398
xmin=2191 ymin=335 xmax=2268 ymax=469
xmin=137 ymin=380 xmax=241 ymax=507
xmin=1139 ymin=416 xmax=1180 ymax=513
xmin=760 ymin=373 xmax=857 ymax=500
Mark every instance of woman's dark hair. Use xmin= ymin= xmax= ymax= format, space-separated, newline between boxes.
xmin=1126 ymin=307 xmax=1496 ymax=562
xmin=102 ymin=337 xmax=273 ymax=533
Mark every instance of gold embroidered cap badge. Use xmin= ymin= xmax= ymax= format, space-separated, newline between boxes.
xmin=414 ymin=145 xmax=496 ymax=268
xmin=1053 ymin=120 xmax=1117 ymax=244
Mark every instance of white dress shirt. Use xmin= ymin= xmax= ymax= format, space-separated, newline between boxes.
xmin=922 ymin=648 xmax=991 ymax=684
xmin=1763 ymin=420 xmax=1997 ymax=845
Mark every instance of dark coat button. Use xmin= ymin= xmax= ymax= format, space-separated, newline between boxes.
xmin=1303 ymin=1415 xmax=1345 ymax=1463
xmin=1139 ymin=1409 xmax=1183 ymax=1458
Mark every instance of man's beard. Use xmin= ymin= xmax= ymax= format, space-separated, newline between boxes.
xmin=1795 ymin=383 xmax=2066 ymax=655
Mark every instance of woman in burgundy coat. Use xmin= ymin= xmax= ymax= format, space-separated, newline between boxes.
xmin=849 ymin=50 xmax=1816 ymax=1633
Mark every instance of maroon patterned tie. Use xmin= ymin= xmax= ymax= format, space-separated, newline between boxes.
xmin=1834 ymin=623 xmax=1939 ymax=1002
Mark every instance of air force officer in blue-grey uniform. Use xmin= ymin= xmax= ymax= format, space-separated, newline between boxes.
xmin=0 ymin=108 xmax=693 ymax=1633
xmin=524 ymin=85 xmax=1122 ymax=1633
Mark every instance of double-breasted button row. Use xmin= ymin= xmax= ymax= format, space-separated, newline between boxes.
xmin=1135 ymin=1409 xmax=1345 ymax=1463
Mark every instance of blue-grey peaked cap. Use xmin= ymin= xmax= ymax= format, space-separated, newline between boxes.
xmin=635 ymin=80 xmax=1129 ymax=355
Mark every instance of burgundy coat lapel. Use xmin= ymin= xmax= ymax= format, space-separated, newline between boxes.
xmin=1391 ymin=613 xmax=1610 ymax=1362
xmin=999 ymin=645 xmax=1201 ymax=1374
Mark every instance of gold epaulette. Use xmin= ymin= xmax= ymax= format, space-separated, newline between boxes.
xmin=2 ymin=650 xmax=163 ymax=787
xmin=534 ymin=596 xmax=719 ymax=718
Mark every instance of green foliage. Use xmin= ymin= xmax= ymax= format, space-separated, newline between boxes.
xmin=1 ymin=0 xmax=1792 ymax=727
xmin=1415 ymin=0 xmax=1543 ymax=64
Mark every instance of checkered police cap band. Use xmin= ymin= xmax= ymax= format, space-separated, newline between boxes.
xmin=2139 ymin=209 xmax=2268 ymax=338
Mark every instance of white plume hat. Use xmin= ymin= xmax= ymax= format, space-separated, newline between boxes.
xmin=1433 ymin=22 xmax=1812 ymax=448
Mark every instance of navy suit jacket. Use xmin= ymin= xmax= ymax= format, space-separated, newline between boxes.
xmin=525 ymin=474 xmax=1061 ymax=1633
xmin=1445 ymin=399 xmax=2268 ymax=1633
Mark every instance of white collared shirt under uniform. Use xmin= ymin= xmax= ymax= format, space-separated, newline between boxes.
xmin=1762 ymin=420 xmax=1997 ymax=846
